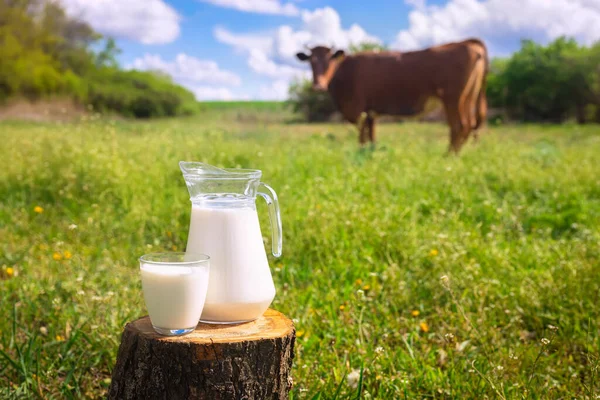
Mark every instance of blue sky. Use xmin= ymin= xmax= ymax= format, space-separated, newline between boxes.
xmin=59 ymin=0 xmax=600 ymax=100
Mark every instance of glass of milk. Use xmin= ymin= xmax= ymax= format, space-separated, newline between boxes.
xmin=139 ymin=252 xmax=210 ymax=336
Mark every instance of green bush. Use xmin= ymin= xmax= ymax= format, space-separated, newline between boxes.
xmin=486 ymin=58 xmax=508 ymax=109
xmin=287 ymin=79 xmax=337 ymax=122
xmin=490 ymin=38 xmax=600 ymax=122
xmin=0 ymin=0 xmax=199 ymax=118
xmin=0 ymin=0 xmax=90 ymax=100
xmin=87 ymin=69 xmax=198 ymax=118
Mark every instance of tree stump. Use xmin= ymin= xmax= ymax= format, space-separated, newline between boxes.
xmin=108 ymin=309 xmax=295 ymax=400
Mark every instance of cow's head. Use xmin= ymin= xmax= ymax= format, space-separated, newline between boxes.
xmin=296 ymin=46 xmax=345 ymax=91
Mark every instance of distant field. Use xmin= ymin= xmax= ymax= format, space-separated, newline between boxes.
xmin=1 ymin=111 xmax=599 ymax=399
xmin=200 ymin=100 xmax=285 ymax=111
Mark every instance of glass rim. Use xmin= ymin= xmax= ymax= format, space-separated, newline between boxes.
xmin=139 ymin=252 xmax=210 ymax=266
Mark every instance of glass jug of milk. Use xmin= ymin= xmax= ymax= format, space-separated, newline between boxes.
xmin=179 ymin=161 xmax=282 ymax=324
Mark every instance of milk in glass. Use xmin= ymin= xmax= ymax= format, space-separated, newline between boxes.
xmin=141 ymin=264 xmax=209 ymax=330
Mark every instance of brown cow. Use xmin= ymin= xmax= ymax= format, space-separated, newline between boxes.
xmin=296 ymin=39 xmax=488 ymax=153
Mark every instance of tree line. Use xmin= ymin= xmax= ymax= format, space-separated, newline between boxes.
xmin=0 ymin=0 xmax=198 ymax=118
xmin=488 ymin=38 xmax=600 ymax=123
xmin=289 ymin=38 xmax=600 ymax=124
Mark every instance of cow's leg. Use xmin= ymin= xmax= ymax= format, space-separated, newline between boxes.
xmin=367 ymin=111 xmax=376 ymax=148
xmin=357 ymin=112 xmax=369 ymax=146
xmin=457 ymin=87 xmax=475 ymax=149
xmin=459 ymin=110 xmax=474 ymax=148
xmin=472 ymin=89 xmax=487 ymax=142
xmin=467 ymin=66 xmax=484 ymax=143
xmin=443 ymin=100 xmax=465 ymax=154
xmin=472 ymin=126 xmax=480 ymax=143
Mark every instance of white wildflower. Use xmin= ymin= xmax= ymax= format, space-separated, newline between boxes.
xmin=356 ymin=289 xmax=366 ymax=301
xmin=347 ymin=369 xmax=361 ymax=389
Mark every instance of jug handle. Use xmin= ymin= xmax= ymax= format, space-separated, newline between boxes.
xmin=257 ymin=183 xmax=282 ymax=257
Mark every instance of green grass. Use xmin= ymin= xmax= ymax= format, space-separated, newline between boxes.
xmin=0 ymin=112 xmax=599 ymax=399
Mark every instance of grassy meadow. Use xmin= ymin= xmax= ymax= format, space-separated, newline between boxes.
xmin=1 ymin=106 xmax=599 ymax=399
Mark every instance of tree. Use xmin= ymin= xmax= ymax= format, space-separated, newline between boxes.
xmin=486 ymin=58 xmax=509 ymax=109
xmin=0 ymin=0 xmax=199 ymax=117
xmin=38 ymin=0 xmax=100 ymax=75
xmin=498 ymin=37 xmax=599 ymax=122
xmin=0 ymin=0 xmax=76 ymax=99
xmin=349 ymin=42 xmax=388 ymax=53
xmin=95 ymin=38 xmax=121 ymax=68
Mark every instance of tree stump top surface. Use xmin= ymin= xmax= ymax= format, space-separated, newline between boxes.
xmin=126 ymin=308 xmax=294 ymax=344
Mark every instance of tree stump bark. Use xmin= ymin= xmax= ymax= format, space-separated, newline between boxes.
xmin=109 ymin=309 xmax=295 ymax=400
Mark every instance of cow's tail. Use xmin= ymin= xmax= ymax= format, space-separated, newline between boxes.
xmin=473 ymin=40 xmax=488 ymax=130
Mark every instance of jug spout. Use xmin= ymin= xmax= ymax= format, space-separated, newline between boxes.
xmin=179 ymin=161 xmax=262 ymax=200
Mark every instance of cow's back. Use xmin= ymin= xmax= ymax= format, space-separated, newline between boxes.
xmin=328 ymin=42 xmax=483 ymax=120
xmin=329 ymin=53 xmax=438 ymax=119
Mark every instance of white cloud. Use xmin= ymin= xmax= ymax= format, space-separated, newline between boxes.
xmin=258 ymin=80 xmax=290 ymax=100
xmin=248 ymin=49 xmax=308 ymax=79
xmin=214 ymin=26 xmax=273 ymax=54
xmin=213 ymin=6 xmax=380 ymax=100
xmin=191 ymin=86 xmax=251 ymax=101
xmin=215 ymin=6 xmax=382 ymax=60
xmin=300 ymin=7 xmax=380 ymax=49
xmin=129 ymin=53 xmax=245 ymax=100
xmin=271 ymin=26 xmax=312 ymax=62
xmin=199 ymin=0 xmax=300 ymax=16
xmin=59 ymin=0 xmax=180 ymax=44
xmin=394 ymin=0 xmax=600 ymax=54
xmin=130 ymin=53 xmax=241 ymax=86
xmin=214 ymin=7 xmax=380 ymax=76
